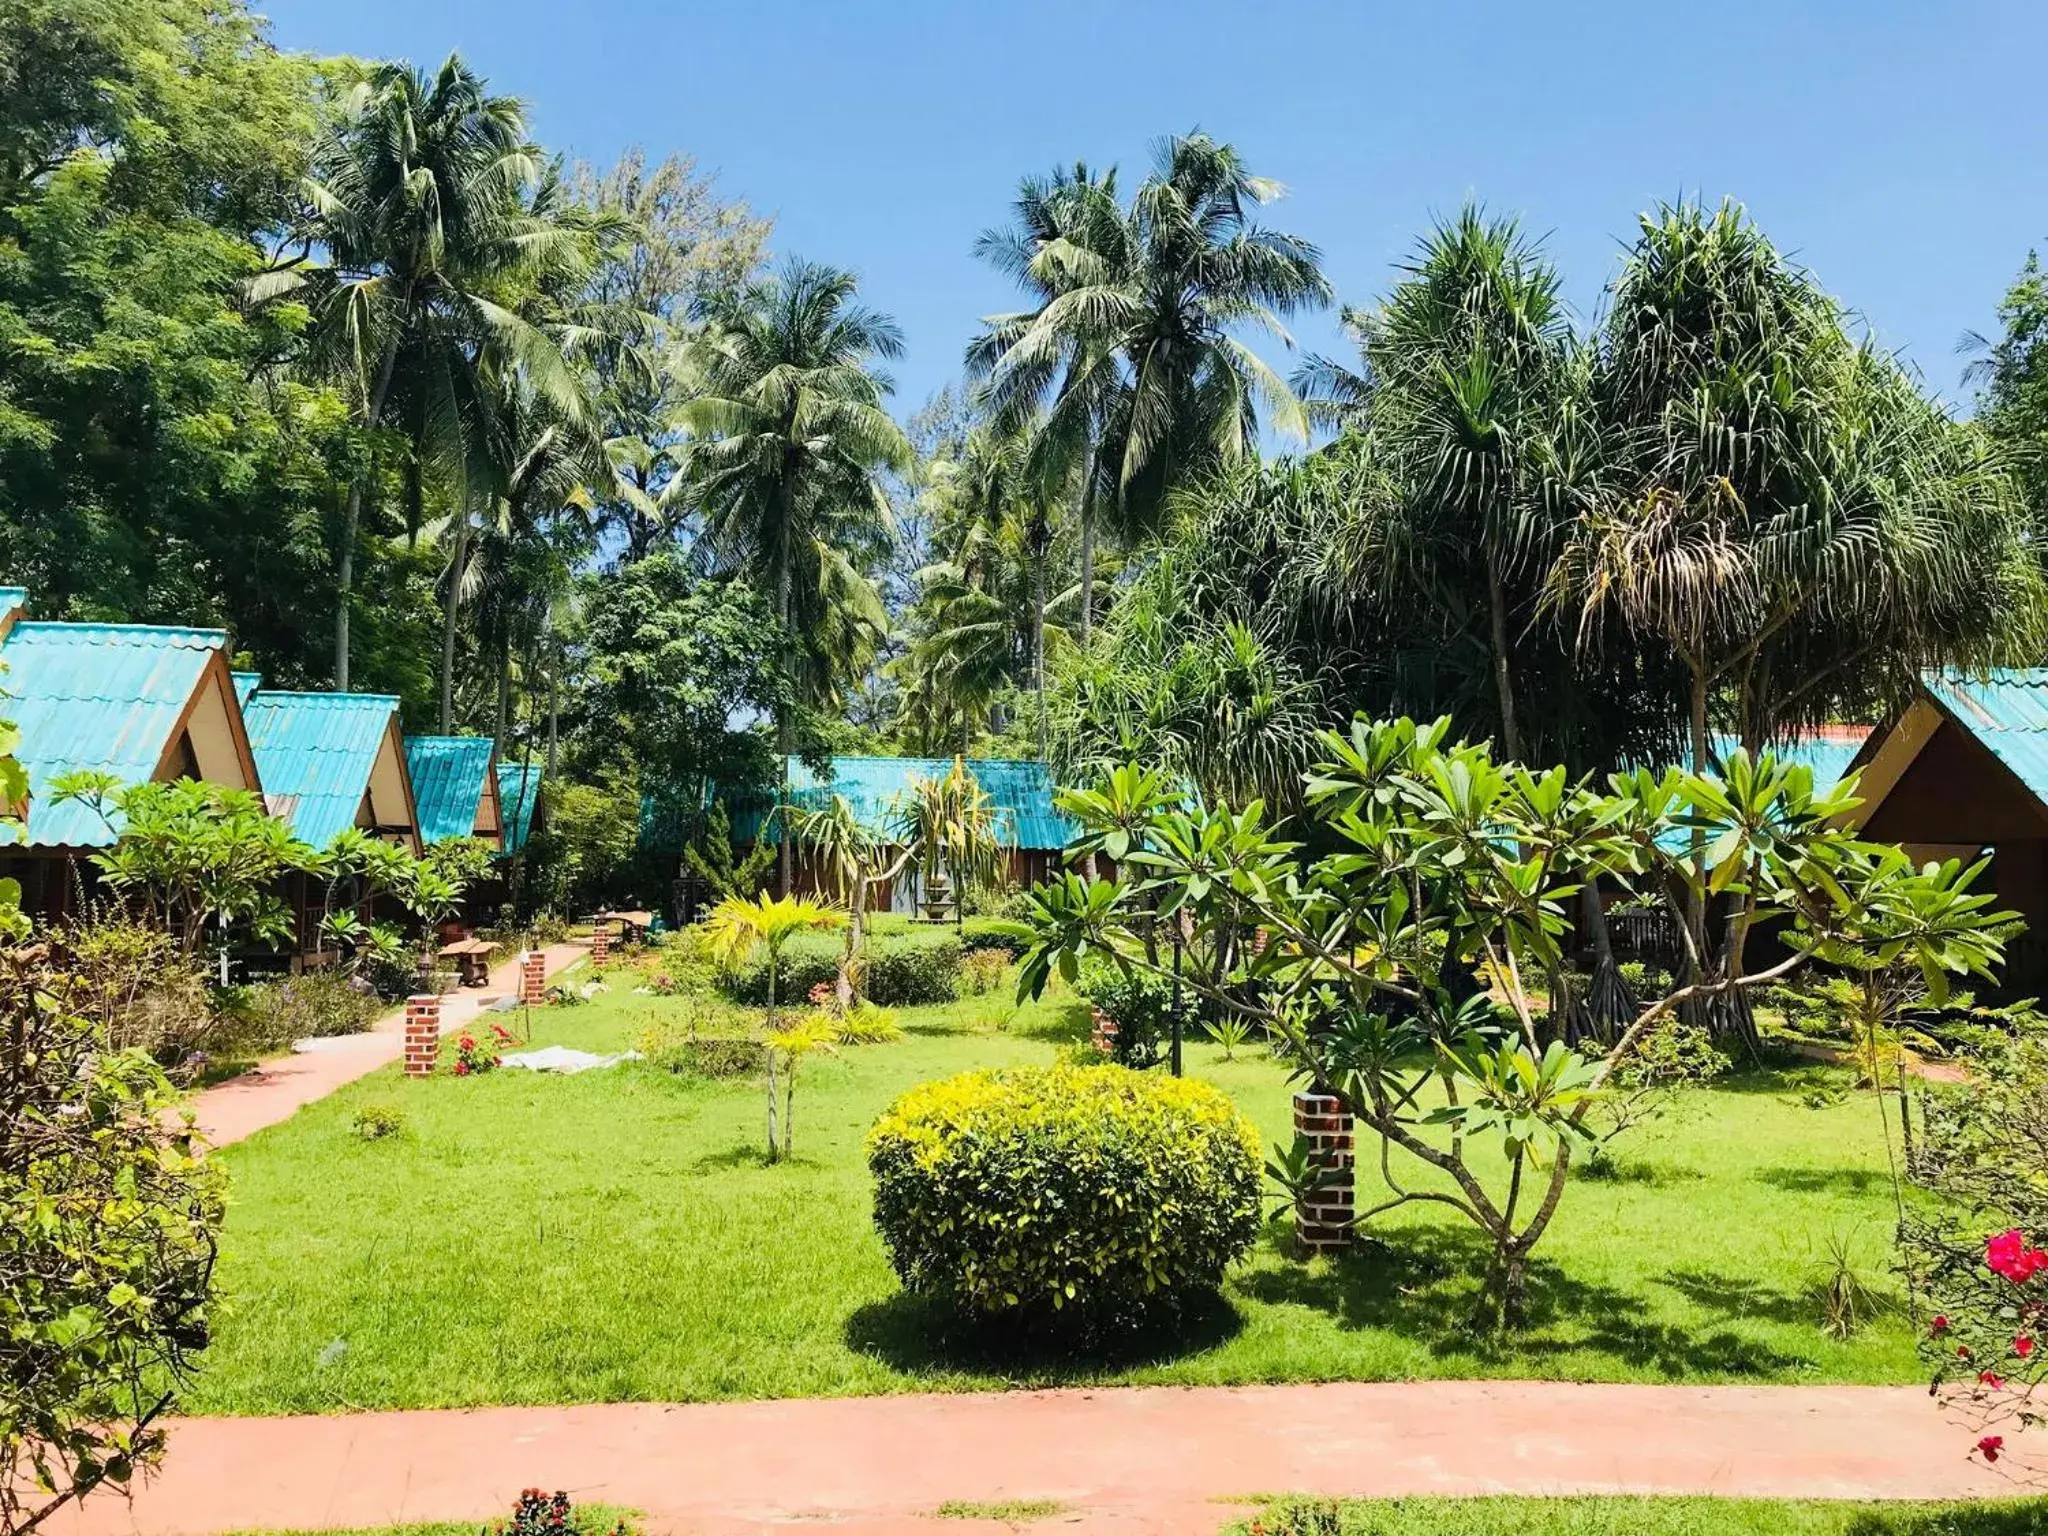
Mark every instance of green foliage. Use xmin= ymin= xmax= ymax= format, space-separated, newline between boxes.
xmin=52 ymin=774 xmax=313 ymax=951
xmin=1080 ymin=963 xmax=1195 ymax=1071
xmin=1022 ymin=717 xmax=2014 ymax=1324
xmin=681 ymin=800 xmax=777 ymax=904
xmin=1236 ymin=1496 xmax=2048 ymax=1535
xmin=0 ymin=952 xmax=225 ymax=1534
xmin=259 ymin=969 xmax=383 ymax=1044
xmin=351 ymin=1104 xmax=406 ymax=1142
xmin=959 ymin=947 xmax=1010 ymax=997
xmin=958 ymin=917 xmax=1035 ymax=958
xmin=526 ymin=772 xmax=644 ymax=915
xmin=866 ymin=1064 xmax=1263 ymax=1330
xmin=835 ymin=998 xmax=906 ymax=1045
xmin=718 ymin=929 xmax=962 ymax=1008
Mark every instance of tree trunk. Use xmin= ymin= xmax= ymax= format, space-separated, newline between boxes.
xmin=1033 ymin=547 xmax=1048 ymax=760
xmin=335 ymin=315 xmax=408 ymax=692
xmin=438 ymin=512 xmax=471 ymax=734
xmin=1076 ymin=459 xmax=1096 ymax=648
xmin=776 ymin=546 xmax=794 ymax=900
xmin=1583 ymin=884 xmax=1634 ymax=1042
xmin=545 ymin=645 xmax=560 ymax=781
xmin=1682 ymin=669 xmax=1712 ymax=1027
xmin=1486 ymin=552 xmax=1519 ymax=760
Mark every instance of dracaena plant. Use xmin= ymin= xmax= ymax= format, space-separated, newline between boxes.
xmin=1018 ymin=716 xmax=2013 ymax=1326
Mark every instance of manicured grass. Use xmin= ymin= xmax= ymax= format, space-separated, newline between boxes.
xmin=1229 ymin=1497 xmax=2048 ymax=1534
xmin=188 ymin=957 xmax=1932 ymax=1413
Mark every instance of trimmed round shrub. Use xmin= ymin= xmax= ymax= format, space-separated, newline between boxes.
xmin=866 ymin=1065 xmax=1263 ymax=1329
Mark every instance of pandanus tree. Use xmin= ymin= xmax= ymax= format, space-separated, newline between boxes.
xmin=969 ymin=134 xmax=1331 ymax=643
xmin=674 ymin=258 xmax=912 ymax=892
xmin=271 ymin=55 xmax=593 ymax=690
xmin=1019 ymin=718 xmax=2011 ymax=1325
xmin=1549 ymin=201 xmax=2045 ymax=1045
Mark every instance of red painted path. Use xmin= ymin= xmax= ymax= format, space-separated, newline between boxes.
xmin=188 ymin=943 xmax=585 ymax=1146
xmin=55 ymin=1382 xmax=2018 ymax=1536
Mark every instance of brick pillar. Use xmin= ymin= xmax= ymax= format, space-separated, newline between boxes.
xmin=1292 ymin=1089 xmax=1355 ymax=1255
xmin=519 ymin=949 xmax=547 ymax=1007
xmin=403 ymin=994 xmax=441 ymax=1078
xmin=590 ymin=922 xmax=610 ymax=966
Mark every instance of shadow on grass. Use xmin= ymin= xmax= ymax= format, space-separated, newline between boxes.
xmin=1236 ymin=1223 xmax=1812 ymax=1378
xmin=846 ymin=1285 xmax=1245 ymax=1381
xmin=1755 ymin=1165 xmax=1892 ymax=1196
xmin=686 ymin=1144 xmax=826 ymax=1173
xmin=1006 ymin=1000 xmax=1093 ymax=1046
xmin=1571 ymin=1157 xmax=1703 ymax=1187
xmin=1842 ymin=1509 xmax=2048 ymax=1535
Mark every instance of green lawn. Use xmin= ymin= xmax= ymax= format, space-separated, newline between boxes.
xmin=188 ymin=958 xmax=1933 ymax=1414
xmin=1229 ymin=1498 xmax=2048 ymax=1535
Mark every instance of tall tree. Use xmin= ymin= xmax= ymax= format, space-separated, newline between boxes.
xmin=970 ymin=134 xmax=1331 ymax=644
xmin=277 ymin=54 xmax=589 ymax=690
xmin=674 ymin=257 xmax=912 ymax=891
xmin=1965 ymin=247 xmax=2048 ymax=530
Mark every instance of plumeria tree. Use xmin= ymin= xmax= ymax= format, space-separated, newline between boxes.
xmin=1019 ymin=717 xmax=2011 ymax=1324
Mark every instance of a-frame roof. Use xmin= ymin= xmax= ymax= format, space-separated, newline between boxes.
xmin=243 ymin=689 xmax=415 ymax=851
xmin=405 ymin=735 xmax=499 ymax=846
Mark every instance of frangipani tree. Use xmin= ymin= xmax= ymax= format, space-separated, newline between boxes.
xmin=1018 ymin=716 xmax=2010 ymax=1324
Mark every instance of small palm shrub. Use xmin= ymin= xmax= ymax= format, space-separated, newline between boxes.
xmin=835 ymin=998 xmax=905 ymax=1044
xmin=867 ymin=1065 xmax=1262 ymax=1331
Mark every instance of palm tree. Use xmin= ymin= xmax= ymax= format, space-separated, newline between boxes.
xmin=969 ymin=134 xmax=1330 ymax=644
xmin=673 ymin=258 xmax=913 ymax=892
xmin=701 ymin=891 xmax=842 ymax=1159
xmin=275 ymin=55 xmax=591 ymax=690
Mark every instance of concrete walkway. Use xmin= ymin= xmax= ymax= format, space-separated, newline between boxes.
xmin=56 ymin=1382 xmax=2019 ymax=1536
xmin=190 ymin=942 xmax=586 ymax=1146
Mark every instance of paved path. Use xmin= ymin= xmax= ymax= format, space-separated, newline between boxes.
xmin=190 ymin=942 xmax=586 ymax=1146
xmin=55 ymin=1382 xmax=2017 ymax=1536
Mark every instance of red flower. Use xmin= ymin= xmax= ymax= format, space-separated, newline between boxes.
xmin=1931 ymin=1315 xmax=1950 ymax=1333
xmin=490 ymin=1023 xmax=513 ymax=1041
xmin=2017 ymin=1335 xmax=2035 ymax=1359
xmin=1979 ymin=1370 xmax=2006 ymax=1390
xmin=1986 ymin=1229 xmax=2048 ymax=1284
xmin=458 ymin=1034 xmax=477 ymax=1050
xmin=1979 ymin=1435 xmax=2004 ymax=1463
xmin=454 ymin=1061 xmax=469 ymax=1077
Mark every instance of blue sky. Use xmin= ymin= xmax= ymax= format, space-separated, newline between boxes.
xmin=259 ymin=0 xmax=2047 ymax=421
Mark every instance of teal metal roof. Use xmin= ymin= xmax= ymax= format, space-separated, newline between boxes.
xmin=1709 ymin=727 xmax=1869 ymax=790
xmin=735 ymin=755 xmax=1075 ymax=851
xmin=232 ymin=671 xmax=262 ymax=709
xmin=405 ymin=735 xmax=496 ymax=844
xmin=0 ymin=587 xmax=26 ymax=622
xmin=0 ymin=621 xmax=226 ymax=847
xmin=243 ymin=691 xmax=401 ymax=850
xmin=1924 ymin=670 xmax=2048 ymax=803
xmin=496 ymin=760 xmax=543 ymax=853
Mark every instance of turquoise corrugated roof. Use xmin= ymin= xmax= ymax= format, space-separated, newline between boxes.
xmin=243 ymin=691 xmax=401 ymax=850
xmin=406 ymin=735 xmax=495 ymax=844
xmin=1924 ymin=670 xmax=2048 ymax=803
xmin=0 ymin=587 xmax=26 ymax=622
xmin=232 ymin=671 xmax=262 ymax=709
xmin=0 ymin=621 xmax=226 ymax=847
xmin=1709 ymin=727 xmax=1869 ymax=790
xmin=734 ymin=755 xmax=1075 ymax=851
xmin=496 ymin=760 xmax=543 ymax=853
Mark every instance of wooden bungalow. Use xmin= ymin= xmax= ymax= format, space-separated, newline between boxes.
xmin=404 ymin=736 xmax=504 ymax=851
xmin=0 ymin=588 xmax=264 ymax=917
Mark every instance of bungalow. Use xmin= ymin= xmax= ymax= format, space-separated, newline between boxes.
xmin=405 ymin=735 xmax=504 ymax=851
xmin=0 ymin=588 xmax=262 ymax=916
xmin=1844 ymin=669 xmax=2048 ymax=992
xmin=733 ymin=755 xmax=1077 ymax=912
xmin=239 ymin=679 xmax=421 ymax=854
xmin=496 ymin=759 xmax=545 ymax=855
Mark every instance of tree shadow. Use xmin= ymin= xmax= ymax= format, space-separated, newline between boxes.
xmin=845 ymin=1285 xmax=1245 ymax=1381
xmin=1005 ymin=999 xmax=1093 ymax=1046
xmin=1842 ymin=1508 xmax=2048 ymax=1535
xmin=1572 ymin=1158 xmax=1703 ymax=1187
xmin=1754 ymin=1165 xmax=1891 ymax=1196
xmin=1657 ymin=1267 xmax=1825 ymax=1329
xmin=1236 ymin=1223 xmax=1812 ymax=1378
xmin=686 ymin=1144 xmax=823 ymax=1173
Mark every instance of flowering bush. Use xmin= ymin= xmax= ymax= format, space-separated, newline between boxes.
xmin=490 ymin=1489 xmax=631 ymax=1536
xmin=451 ymin=1032 xmax=501 ymax=1076
xmin=1901 ymin=1018 xmax=2048 ymax=1472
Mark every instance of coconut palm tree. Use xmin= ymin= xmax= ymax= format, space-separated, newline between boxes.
xmin=673 ymin=258 xmax=912 ymax=892
xmin=969 ymin=134 xmax=1330 ymax=644
xmin=275 ymin=55 xmax=592 ymax=690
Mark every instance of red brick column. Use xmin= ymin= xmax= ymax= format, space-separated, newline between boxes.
xmin=403 ymin=994 xmax=441 ymax=1078
xmin=1292 ymin=1089 xmax=1355 ymax=1255
xmin=520 ymin=949 xmax=547 ymax=1006
xmin=590 ymin=922 xmax=610 ymax=966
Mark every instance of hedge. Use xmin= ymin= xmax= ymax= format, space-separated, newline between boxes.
xmin=718 ymin=928 xmax=962 ymax=1007
xmin=866 ymin=1064 xmax=1263 ymax=1329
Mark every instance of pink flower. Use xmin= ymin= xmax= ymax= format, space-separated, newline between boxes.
xmin=2016 ymin=1335 xmax=2035 ymax=1359
xmin=1979 ymin=1435 xmax=2005 ymax=1463
xmin=1931 ymin=1315 xmax=1950 ymax=1334
xmin=1979 ymin=1370 xmax=2006 ymax=1390
xmin=1986 ymin=1229 xmax=2048 ymax=1284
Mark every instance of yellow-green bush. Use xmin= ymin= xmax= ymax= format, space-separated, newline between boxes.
xmin=867 ymin=1065 xmax=1263 ymax=1328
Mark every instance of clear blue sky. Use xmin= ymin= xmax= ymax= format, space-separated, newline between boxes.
xmin=258 ymin=0 xmax=2047 ymax=420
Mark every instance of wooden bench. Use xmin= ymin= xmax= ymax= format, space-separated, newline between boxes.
xmin=440 ymin=937 xmax=495 ymax=988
